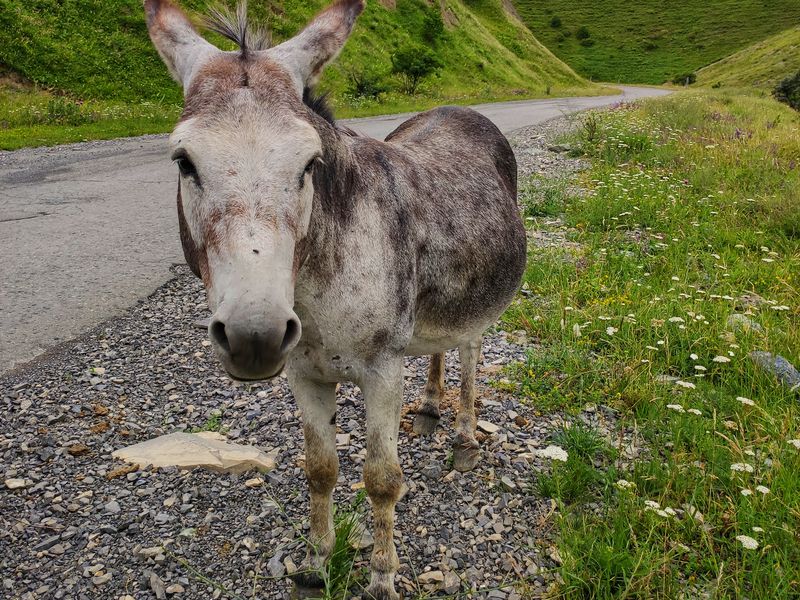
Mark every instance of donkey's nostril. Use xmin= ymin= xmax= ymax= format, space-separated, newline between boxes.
xmin=281 ymin=318 xmax=301 ymax=353
xmin=210 ymin=320 xmax=231 ymax=354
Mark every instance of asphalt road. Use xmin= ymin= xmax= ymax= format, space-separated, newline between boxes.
xmin=0 ymin=85 xmax=670 ymax=373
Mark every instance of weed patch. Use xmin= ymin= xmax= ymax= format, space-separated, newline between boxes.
xmin=505 ymin=91 xmax=800 ymax=597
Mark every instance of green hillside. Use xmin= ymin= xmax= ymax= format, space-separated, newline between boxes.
xmin=0 ymin=0 xmax=591 ymax=108
xmin=512 ymin=0 xmax=800 ymax=84
xmin=697 ymin=26 xmax=800 ymax=89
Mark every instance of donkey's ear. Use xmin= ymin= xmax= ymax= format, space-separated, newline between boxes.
xmin=268 ymin=0 xmax=365 ymax=91
xmin=144 ymin=0 xmax=219 ymax=90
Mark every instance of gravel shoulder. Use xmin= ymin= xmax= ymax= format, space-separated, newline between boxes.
xmin=2 ymin=116 xmax=593 ymax=600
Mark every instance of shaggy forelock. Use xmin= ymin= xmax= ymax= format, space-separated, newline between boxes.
xmin=203 ymin=1 xmax=271 ymax=57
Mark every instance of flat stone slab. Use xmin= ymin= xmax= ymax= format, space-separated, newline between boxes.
xmin=112 ymin=432 xmax=276 ymax=474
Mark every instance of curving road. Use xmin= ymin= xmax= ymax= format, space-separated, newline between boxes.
xmin=0 ymin=85 xmax=670 ymax=373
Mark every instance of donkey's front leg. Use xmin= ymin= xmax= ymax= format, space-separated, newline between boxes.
xmin=362 ymin=361 xmax=404 ymax=600
xmin=288 ymin=374 xmax=339 ymax=591
xmin=453 ymin=338 xmax=482 ymax=472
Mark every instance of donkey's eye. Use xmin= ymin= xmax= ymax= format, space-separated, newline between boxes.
xmin=171 ymin=150 xmax=198 ymax=182
xmin=176 ymin=157 xmax=197 ymax=179
xmin=299 ymin=158 xmax=317 ymax=189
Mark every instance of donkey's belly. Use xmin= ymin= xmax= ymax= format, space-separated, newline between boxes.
xmin=405 ymin=269 xmax=521 ymax=355
xmin=405 ymin=322 xmax=493 ymax=355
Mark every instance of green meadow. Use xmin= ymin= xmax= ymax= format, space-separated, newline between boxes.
xmin=503 ymin=91 xmax=800 ymax=598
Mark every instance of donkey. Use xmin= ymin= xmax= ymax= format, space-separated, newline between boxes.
xmin=144 ymin=0 xmax=526 ymax=597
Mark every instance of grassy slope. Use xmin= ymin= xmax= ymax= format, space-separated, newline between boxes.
xmin=697 ymin=26 xmax=800 ymax=89
xmin=504 ymin=91 xmax=800 ymax=597
xmin=0 ymin=0 xmax=601 ymax=149
xmin=512 ymin=0 xmax=800 ymax=84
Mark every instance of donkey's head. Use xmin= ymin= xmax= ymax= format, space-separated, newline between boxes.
xmin=145 ymin=0 xmax=364 ymax=379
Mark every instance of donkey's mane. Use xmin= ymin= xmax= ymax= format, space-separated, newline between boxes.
xmin=303 ymin=88 xmax=336 ymax=125
xmin=204 ymin=1 xmax=271 ymax=56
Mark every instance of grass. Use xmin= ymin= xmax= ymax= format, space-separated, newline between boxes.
xmin=0 ymin=86 xmax=181 ymax=149
xmin=512 ymin=0 xmax=800 ymax=84
xmin=191 ymin=411 xmax=224 ymax=432
xmin=0 ymin=0 xmax=606 ymax=149
xmin=697 ymin=26 xmax=800 ymax=90
xmin=503 ymin=91 xmax=800 ymax=598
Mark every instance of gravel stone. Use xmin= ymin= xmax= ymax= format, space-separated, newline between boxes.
xmin=750 ymin=351 xmax=800 ymax=391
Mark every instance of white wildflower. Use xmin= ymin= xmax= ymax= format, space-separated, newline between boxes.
xmin=572 ymin=323 xmax=582 ymax=338
xmin=752 ymin=527 xmax=764 ymax=533
xmin=676 ymin=380 xmax=696 ymax=389
xmin=712 ymin=356 xmax=731 ymax=363
xmin=668 ymin=317 xmax=685 ymax=323
xmin=666 ymin=404 xmax=685 ymax=413
xmin=606 ymin=326 xmax=618 ymax=336
xmin=740 ymin=488 xmax=753 ymax=496
xmin=788 ymin=439 xmax=800 ymax=449
xmin=694 ymin=365 xmax=707 ymax=371
xmin=730 ymin=463 xmax=754 ymax=473
xmin=687 ymin=408 xmax=702 ymax=416
xmin=735 ymin=535 xmax=759 ymax=550
xmin=737 ymin=396 xmax=755 ymax=406
xmin=690 ymin=353 xmax=699 ymax=360
xmin=534 ymin=445 xmax=568 ymax=462
xmin=615 ymin=479 xmax=636 ymax=490
xmin=755 ymin=485 xmax=770 ymax=495
xmin=644 ymin=500 xmax=661 ymax=509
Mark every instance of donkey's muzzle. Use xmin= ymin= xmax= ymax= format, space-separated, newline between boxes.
xmin=209 ymin=307 xmax=302 ymax=380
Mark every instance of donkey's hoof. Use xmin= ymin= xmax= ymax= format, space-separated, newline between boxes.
xmin=290 ymin=569 xmax=324 ymax=597
xmin=452 ymin=438 xmax=481 ymax=472
xmin=364 ymin=583 xmax=401 ymax=600
xmin=412 ymin=412 xmax=440 ymax=435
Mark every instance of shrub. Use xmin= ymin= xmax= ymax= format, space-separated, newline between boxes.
xmin=346 ymin=65 xmax=390 ymax=99
xmin=575 ymin=26 xmax=591 ymax=40
xmin=671 ymin=72 xmax=697 ymax=85
xmin=421 ymin=8 xmax=445 ymax=45
xmin=391 ymin=44 xmax=442 ymax=95
xmin=773 ymin=70 xmax=800 ymax=111
xmin=580 ymin=38 xmax=595 ymax=47
xmin=550 ymin=16 xmax=562 ymax=28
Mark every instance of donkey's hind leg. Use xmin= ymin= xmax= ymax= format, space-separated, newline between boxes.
xmin=453 ymin=338 xmax=482 ymax=472
xmin=412 ymin=353 xmax=445 ymax=435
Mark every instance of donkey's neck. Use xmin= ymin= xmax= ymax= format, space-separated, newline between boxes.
xmin=299 ymin=117 xmax=361 ymax=285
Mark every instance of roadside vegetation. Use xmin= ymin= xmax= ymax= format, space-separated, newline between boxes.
xmin=0 ymin=0 xmax=602 ymax=150
xmin=512 ymin=0 xmax=800 ymax=85
xmin=504 ymin=92 xmax=800 ymax=597
xmin=0 ymin=85 xmax=181 ymax=150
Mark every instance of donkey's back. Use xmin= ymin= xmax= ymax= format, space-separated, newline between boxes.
xmin=377 ymin=106 xmax=527 ymax=354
